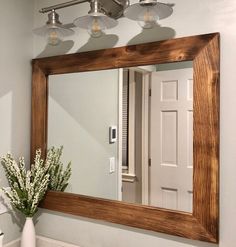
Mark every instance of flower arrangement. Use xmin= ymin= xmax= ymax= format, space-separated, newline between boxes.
xmin=47 ymin=146 xmax=72 ymax=192
xmin=0 ymin=150 xmax=50 ymax=217
xmin=0 ymin=146 xmax=72 ymax=217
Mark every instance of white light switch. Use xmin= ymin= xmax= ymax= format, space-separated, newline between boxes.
xmin=109 ymin=157 xmax=116 ymax=174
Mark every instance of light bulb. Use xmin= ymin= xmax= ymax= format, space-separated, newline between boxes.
xmin=47 ymin=28 xmax=62 ymax=46
xmin=87 ymin=17 xmax=105 ymax=38
xmin=138 ymin=6 xmax=159 ymax=29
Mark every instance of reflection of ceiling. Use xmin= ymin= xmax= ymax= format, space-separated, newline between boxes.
xmin=156 ymin=61 xmax=193 ymax=71
xmin=128 ymin=62 xmax=193 ymax=73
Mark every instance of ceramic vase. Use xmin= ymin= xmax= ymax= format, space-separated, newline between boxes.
xmin=21 ymin=217 xmax=36 ymax=247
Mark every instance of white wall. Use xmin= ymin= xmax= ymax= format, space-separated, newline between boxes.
xmin=33 ymin=0 xmax=236 ymax=247
xmin=48 ymin=70 xmax=119 ymax=200
xmin=0 ymin=0 xmax=34 ymax=244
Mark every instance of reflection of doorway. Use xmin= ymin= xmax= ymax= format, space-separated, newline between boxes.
xmin=121 ymin=67 xmax=152 ymax=205
xmin=121 ymin=65 xmax=193 ymax=212
xmin=150 ymin=68 xmax=193 ymax=212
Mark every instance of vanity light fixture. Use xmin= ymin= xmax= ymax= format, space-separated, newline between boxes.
xmin=74 ymin=0 xmax=118 ymax=38
xmin=124 ymin=0 xmax=173 ymax=29
xmin=34 ymin=0 xmax=174 ymax=45
xmin=33 ymin=9 xmax=75 ymax=46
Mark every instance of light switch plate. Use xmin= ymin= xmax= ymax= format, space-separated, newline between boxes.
xmin=109 ymin=157 xmax=116 ymax=174
xmin=109 ymin=126 xmax=117 ymax=144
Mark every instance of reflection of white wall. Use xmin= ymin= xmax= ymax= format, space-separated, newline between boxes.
xmin=48 ymin=70 xmax=119 ymax=200
xmin=34 ymin=1 xmax=236 ymax=247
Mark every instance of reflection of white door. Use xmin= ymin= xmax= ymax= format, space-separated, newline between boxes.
xmin=150 ymin=68 xmax=193 ymax=212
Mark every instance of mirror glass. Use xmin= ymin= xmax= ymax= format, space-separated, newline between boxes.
xmin=48 ymin=61 xmax=193 ymax=213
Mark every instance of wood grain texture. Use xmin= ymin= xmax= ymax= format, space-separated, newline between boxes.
xmin=32 ymin=33 xmax=217 ymax=75
xmin=31 ymin=33 xmax=220 ymax=243
xmin=31 ymin=63 xmax=48 ymax=160
xmin=41 ymin=191 xmax=215 ymax=242
xmin=193 ymin=34 xmax=220 ymax=241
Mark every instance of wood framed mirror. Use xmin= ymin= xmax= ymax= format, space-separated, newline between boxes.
xmin=31 ymin=33 xmax=219 ymax=243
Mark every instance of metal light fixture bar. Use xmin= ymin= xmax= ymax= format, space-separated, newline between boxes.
xmin=35 ymin=0 xmax=173 ymax=45
xmin=40 ymin=0 xmax=89 ymax=13
xmin=112 ymin=0 xmax=126 ymax=7
xmin=39 ymin=0 xmax=126 ymax=14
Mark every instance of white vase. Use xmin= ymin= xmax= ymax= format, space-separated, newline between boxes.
xmin=21 ymin=217 xmax=36 ymax=247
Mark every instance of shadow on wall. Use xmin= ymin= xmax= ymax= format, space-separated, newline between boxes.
xmin=77 ymin=33 xmax=119 ymax=53
xmin=36 ymin=33 xmax=119 ymax=57
xmin=2 ymin=204 xmax=42 ymax=236
xmin=0 ymin=203 xmax=25 ymax=235
xmin=127 ymin=24 xmax=176 ymax=46
xmin=0 ymin=74 xmax=30 ymax=161
xmin=36 ymin=40 xmax=75 ymax=58
xmin=48 ymin=70 xmax=118 ymax=150
xmin=36 ymin=24 xmax=176 ymax=57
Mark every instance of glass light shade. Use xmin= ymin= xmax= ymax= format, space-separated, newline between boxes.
xmin=47 ymin=28 xmax=63 ymax=46
xmin=124 ymin=2 xmax=173 ymax=29
xmin=74 ymin=13 xmax=118 ymax=38
xmin=87 ymin=17 xmax=105 ymax=38
xmin=33 ymin=24 xmax=74 ymax=46
xmin=137 ymin=6 xmax=159 ymax=29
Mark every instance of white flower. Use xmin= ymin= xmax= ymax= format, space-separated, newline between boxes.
xmin=0 ymin=146 xmax=72 ymax=217
xmin=47 ymin=146 xmax=72 ymax=192
xmin=0 ymin=150 xmax=50 ymax=217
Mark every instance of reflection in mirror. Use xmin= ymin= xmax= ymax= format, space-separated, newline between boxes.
xmin=48 ymin=61 xmax=193 ymax=213
xmin=48 ymin=69 xmax=119 ymax=200
xmin=122 ymin=62 xmax=193 ymax=213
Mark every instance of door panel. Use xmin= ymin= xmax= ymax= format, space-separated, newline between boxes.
xmin=150 ymin=68 xmax=193 ymax=213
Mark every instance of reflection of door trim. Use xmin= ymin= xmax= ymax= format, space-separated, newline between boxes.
xmin=128 ymin=70 xmax=136 ymax=176
xmin=121 ymin=69 xmax=136 ymax=182
xmin=118 ymin=68 xmax=123 ymax=201
xmin=120 ymin=68 xmax=151 ymax=202
xmin=142 ymin=72 xmax=151 ymax=205
xmin=122 ymin=173 xmax=136 ymax=183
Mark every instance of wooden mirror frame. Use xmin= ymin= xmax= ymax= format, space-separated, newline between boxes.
xmin=31 ymin=33 xmax=220 ymax=243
